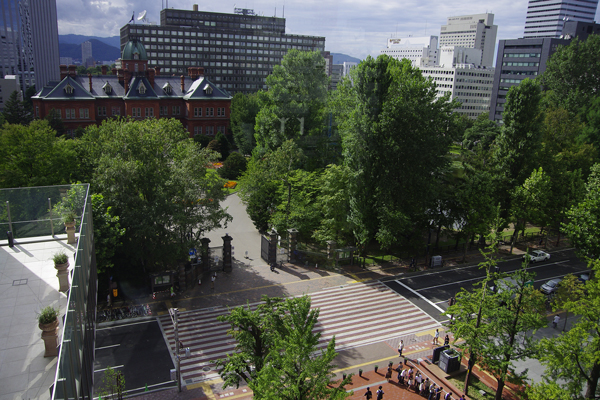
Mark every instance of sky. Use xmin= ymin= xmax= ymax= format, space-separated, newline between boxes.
xmin=56 ymin=0 xmax=600 ymax=60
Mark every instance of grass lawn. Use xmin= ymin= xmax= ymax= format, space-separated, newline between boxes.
xmin=448 ymin=372 xmax=496 ymax=400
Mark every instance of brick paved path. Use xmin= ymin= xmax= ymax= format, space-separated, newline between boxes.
xmin=159 ymin=281 xmax=441 ymax=385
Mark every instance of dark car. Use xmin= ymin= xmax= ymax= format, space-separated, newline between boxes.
xmin=540 ymin=278 xmax=562 ymax=295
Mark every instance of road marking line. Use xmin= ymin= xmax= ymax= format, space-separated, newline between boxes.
xmin=96 ymin=319 xmax=157 ymax=330
xmin=123 ymin=381 xmax=176 ymax=394
xmin=394 ymin=280 xmax=445 ymax=313
xmin=95 ymin=344 xmax=120 ymax=350
xmin=94 ymin=365 xmax=124 ymax=373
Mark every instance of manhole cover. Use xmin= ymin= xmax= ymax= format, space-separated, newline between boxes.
xmin=203 ymin=367 xmax=211 ymax=372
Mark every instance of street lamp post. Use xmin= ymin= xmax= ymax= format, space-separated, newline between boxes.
xmin=169 ymin=308 xmax=182 ymax=392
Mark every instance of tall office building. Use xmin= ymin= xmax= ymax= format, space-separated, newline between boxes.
xmin=523 ymin=0 xmax=599 ymax=38
xmin=120 ymin=5 xmax=326 ymax=94
xmin=0 ymin=0 xmax=59 ymax=93
xmin=439 ymin=13 xmax=497 ymax=67
xmin=82 ymin=40 xmax=93 ymax=66
xmin=490 ymin=20 xmax=600 ymax=122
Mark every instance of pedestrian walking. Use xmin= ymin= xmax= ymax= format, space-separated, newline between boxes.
xmin=444 ymin=392 xmax=453 ymax=400
xmin=553 ymin=315 xmax=560 ymax=329
xmin=459 ymin=395 xmax=466 ymax=400
xmin=364 ymin=387 xmax=372 ymax=400
xmin=435 ymin=387 xmax=442 ymax=400
xmin=433 ymin=329 xmax=439 ymax=345
xmin=211 ymin=272 xmax=216 ymax=289
xmin=422 ymin=378 xmax=430 ymax=396
xmin=400 ymin=367 xmax=407 ymax=385
xmin=428 ymin=384 xmax=436 ymax=400
xmin=398 ymin=340 xmax=404 ymax=356
xmin=385 ymin=366 xmax=392 ymax=380
xmin=444 ymin=334 xmax=450 ymax=346
xmin=376 ymin=386 xmax=384 ymax=400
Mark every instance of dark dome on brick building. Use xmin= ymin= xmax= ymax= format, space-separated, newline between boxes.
xmin=122 ymin=39 xmax=147 ymax=61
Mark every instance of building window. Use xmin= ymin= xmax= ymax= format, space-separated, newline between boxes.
xmin=79 ymin=108 xmax=89 ymax=119
xmin=103 ymin=82 xmax=112 ymax=94
xmin=112 ymin=107 xmax=120 ymax=116
xmin=35 ymin=106 xmax=39 ymax=118
xmin=217 ymin=126 xmax=226 ymax=133
xmin=194 ymin=126 xmax=202 ymax=135
xmin=65 ymin=108 xmax=75 ymax=119
xmin=206 ymin=126 xmax=214 ymax=135
xmin=64 ymin=84 xmax=74 ymax=95
xmin=194 ymin=107 xmax=202 ymax=117
xmin=132 ymin=107 xmax=141 ymax=117
xmin=160 ymin=106 xmax=168 ymax=116
xmin=172 ymin=106 xmax=180 ymax=115
xmin=217 ymin=107 xmax=225 ymax=116
xmin=145 ymin=107 xmax=154 ymax=117
xmin=97 ymin=106 xmax=106 ymax=116
xmin=206 ymin=107 xmax=214 ymax=116
xmin=138 ymin=82 xmax=147 ymax=94
xmin=163 ymin=83 xmax=172 ymax=94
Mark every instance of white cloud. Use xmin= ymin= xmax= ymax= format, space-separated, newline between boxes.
xmin=57 ymin=0 xmax=600 ymax=60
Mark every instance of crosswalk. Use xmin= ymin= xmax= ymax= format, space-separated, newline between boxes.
xmin=158 ymin=281 xmax=441 ymax=384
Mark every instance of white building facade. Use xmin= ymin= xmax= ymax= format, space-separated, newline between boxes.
xmin=523 ymin=0 xmax=599 ymax=38
xmin=439 ymin=13 xmax=497 ymax=67
xmin=380 ymin=36 xmax=439 ymax=67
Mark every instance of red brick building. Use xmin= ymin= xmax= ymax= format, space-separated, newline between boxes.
xmin=32 ymin=39 xmax=232 ymax=137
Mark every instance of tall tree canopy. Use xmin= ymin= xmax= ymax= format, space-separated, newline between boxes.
xmin=79 ymin=118 xmax=231 ymax=272
xmin=334 ymin=55 xmax=460 ymax=251
xmin=254 ymin=50 xmax=329 ymax=156
xmin=230 ymin=92 xmax=260 ymax=155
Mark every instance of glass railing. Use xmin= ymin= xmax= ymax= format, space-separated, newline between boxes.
xmin=0 ymin=184 xmax=97 ymax=400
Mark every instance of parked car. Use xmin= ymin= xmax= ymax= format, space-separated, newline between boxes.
xmin=540 ymin=278 xmax=562 ymax=295
xmin=578 ymin=273 xmax=590 ymax=284
xmin=523 ymin=250 xmax=551 ymax=263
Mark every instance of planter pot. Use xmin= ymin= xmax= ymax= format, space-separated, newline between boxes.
xmin=64 ymin=221 xmax=76 ymax=245
xmin=54 ymin=261 xmax=70 ymax=292
xmin=359 ymin=370 xmax=363 ymax=377
xmin=374 ymin=366 xmax=378 ymax=373
xmin=39 ymin=319 xmax=59 ymax=357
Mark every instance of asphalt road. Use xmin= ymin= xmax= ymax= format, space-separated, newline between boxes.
xmin=383 ymin=248 xmax=589 ymax=322
xmin=94 ymin=319 xmax=175 ymax=396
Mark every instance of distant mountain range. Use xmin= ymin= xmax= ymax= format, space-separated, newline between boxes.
xmin=58 ymin=34 xmax=361 ymax=66
xmin=59 ymin=35 xmax=120 ymax=63
xmin=331 ymin=53 xmax=361 ymax=64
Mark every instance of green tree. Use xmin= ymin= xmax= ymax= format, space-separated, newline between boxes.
xmin=529 ymin=261 xmax=600 ymax=399
xmin=462 ymin=113 xmax=501 ymax=151
xmin=215 ymin=295 xmax=351 ymax=399
xmin=23 ymin=85 xmax=36 ymax=114
xmin=218 ymin=152 xmax=248 ymax=180
xmin=193 ymin=133 xmax=212 ymax=148
xmin=254 ymin=50 xmax=329 ymax=156
xmin=91 ymin=193 xmax=126 ymax=274
xmin=230 ymin=92 xmax=259 ymax=155
xmin=336 ymin=55 xmax=459 ymax=251
xmin=45 ymin=109 xmax=66 ymax=137
xmin=0 ymin=120 xmax=76 ymax=188
xmin=2 ymin=90 xmax=32 ymax=125
xmin=80 ymin=118 xmax=231 ymax=273
xmin=97 ymin=366 xmax=125 ymax=400
xmin=215 ymin=131 xmax=230 ymax=160
xmin=563 ymin=163 xmax=600 ymax=258
xmin=493 ymin=78 xmax=543 ymax=225
xmin=540 ymin=35 xmax=600 ymax=117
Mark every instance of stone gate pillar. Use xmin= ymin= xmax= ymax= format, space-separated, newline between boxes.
xmin=326 ymin=240 xmax=336 ymax=259
xmin=268 ymin=229 xmax=278 ymax=265
xmin=200 ymin=237 xmax=211 ymax=273
xmin=222 ymin=234 xmax=233 ymax=272
xmin=288 ymin=228 xmax=298 ymax=262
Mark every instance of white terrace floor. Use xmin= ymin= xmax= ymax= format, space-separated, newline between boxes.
xmin=0 ymin=237 xmax=75 ymax=400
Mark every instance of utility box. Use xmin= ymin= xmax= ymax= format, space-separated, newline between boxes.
xmin=439 ymin=349 xmax=460 ymax=373
xmin=431 ymin=255 xmax=443 ymax=268
xmin=432 ymin=345 xmax=449 ymax=363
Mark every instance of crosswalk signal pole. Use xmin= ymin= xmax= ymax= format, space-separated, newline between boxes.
xmin=169 ymin=308 xmax=181 ymax=392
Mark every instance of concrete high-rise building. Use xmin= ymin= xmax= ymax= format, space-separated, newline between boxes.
xmin=0 ymin=0 xmax=59 ymax=93
xmin=439 ymin=13 xmax=497 ymax=66
xmin=380 ymin=36 xmax=439 ymax=67
xmin=490 ymin=20 xmax=600 ymax=122
xmin=523 ymin=0 xmax=599 ymax=38
xmin=82 ymin=40 xmax=93 ymax=66
xmin=120 ymin=5 xmax=326 ymax=95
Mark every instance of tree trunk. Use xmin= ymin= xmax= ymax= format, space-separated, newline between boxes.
xmin=495 ymin=379 xmax=505 ymax=400
xmin=464 ymin=356 xmax=475 ymax=396
xmin=584 ymin=361 xmax=600 ymax=398
xmin=555 ymin=230 xmax=561 ymax=247
xmin=435 ymin=225 xmax=442 ymax=247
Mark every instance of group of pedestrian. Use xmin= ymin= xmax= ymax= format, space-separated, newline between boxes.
xmin=368 ymin=362 xmax=460 ymax=400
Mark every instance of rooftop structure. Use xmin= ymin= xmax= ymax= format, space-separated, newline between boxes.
xmin=439 ymin=13 xmax=497 ymax=66
xmin=380 ymin=36 xmax=439 ymax=67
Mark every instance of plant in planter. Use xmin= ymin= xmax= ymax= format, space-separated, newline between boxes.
xmin=374 ymin=365 xmax=378 ymax=373
xmin=53 ymin=251 xmax=70 ymax=292
xmin=62 ymin=210 xmax=78 ymax=244
xmin=37 ymin=305 xmax=59 ymax=357
xmin=359 ymin=369 xmax=363 ymax=377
